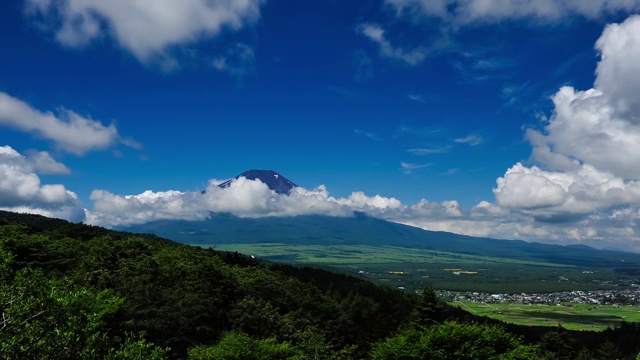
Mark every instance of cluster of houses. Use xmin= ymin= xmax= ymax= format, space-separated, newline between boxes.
xmin=439 ymin=288 xmax=640 ymax=305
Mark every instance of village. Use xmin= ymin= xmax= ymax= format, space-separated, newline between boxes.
xmin=439 ymin=288 xmax=640 ymax=306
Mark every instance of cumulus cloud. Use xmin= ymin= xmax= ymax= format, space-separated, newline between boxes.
xmin=494 ymin=163 xmax=640 ymax=221
xmin=595 ymin=16 xmax=640 ymax=122
xmin=385 ymin=0 xmax=640 ymax=24
xmin=0 ymin=92 xmax=139 ymax=155
xmin=25 ymin=0 xmax=264 ymax=64
xmin=504 ymin=16 xmax=640 ymax=221
xmin=356 ymin=23 xmax=427 ymax=65
xmin=469 ymin=15 xmax=640 ymax=248
xmin=0 ymin=146 xmax=82 ymax=220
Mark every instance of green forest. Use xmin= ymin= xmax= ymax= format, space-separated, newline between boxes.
xmin=1 ymin=210 xmax=640 ymax=359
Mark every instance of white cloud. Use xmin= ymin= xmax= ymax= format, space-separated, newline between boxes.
xmin=0 ymin=145 xmax=82 ymax=220
xmin=523 ymin=16 xmax=640 ymax=177
xmin=25 ymin=150 xmax=71 ymax=174
xmin=336 ymin=191 xmax=404 ymax=213
xmin=494 ymin=163 xmax=640 ymax=222
xmin=357 ymin=23 xmax=427 ymax=65
xmin=385 ymin=0 xmax=640 ymax=24
xmin=595 ymin=15 xmax=640 ymax=122
xmin=491 ymin=15 xmax=640 ymax=228
xmin=0 ymin=92 xmax=139 ymax=155
xmin=25 ymin=0 xmax=263 ymax=63
xmin=407 ymin=199 xmax=463 ymax=217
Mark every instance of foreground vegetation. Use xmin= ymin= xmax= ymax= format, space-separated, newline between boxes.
xmin=2 ymin=211 xmax=640 ymax=359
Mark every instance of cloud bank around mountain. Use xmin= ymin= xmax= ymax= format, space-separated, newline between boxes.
xmin=85 ymin=179 xmax=404 ymax=227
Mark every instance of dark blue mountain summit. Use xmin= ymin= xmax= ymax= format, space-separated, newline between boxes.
xmin=218 ymin=170 xmax=298 ymax=194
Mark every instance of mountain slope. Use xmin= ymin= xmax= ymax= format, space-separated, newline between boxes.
xmin=122 ymin=212 xmax=640 ymax=268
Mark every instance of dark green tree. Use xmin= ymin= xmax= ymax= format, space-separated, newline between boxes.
xmin=188 ymin=332 xmax=300 ymax=360
xmin=596 ymin=341 xmax=624 ymax=360
xmin=411 ymin=285 xmax=448 ymax=328
xmin=371 ymin=321 xmax=538 ymax=360
xmin=538 ymin=327 xmax=574 ymax=360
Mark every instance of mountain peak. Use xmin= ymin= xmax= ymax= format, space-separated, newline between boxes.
xmin=218 ymin=170 xmax=297 ymax=194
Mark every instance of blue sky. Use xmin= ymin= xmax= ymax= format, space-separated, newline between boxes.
xmin=3 ymin=1 xmax=640 ymax=250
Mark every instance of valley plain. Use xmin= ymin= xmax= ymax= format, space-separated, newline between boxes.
xmin=198 ymin=242 xmax=638 ymax=294
xmin=200 ymin=242 xmax=640 ymax=330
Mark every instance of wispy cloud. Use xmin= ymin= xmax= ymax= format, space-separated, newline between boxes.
xmin=356 ymin=23 xmax=427 ymax=66
xmin=454 ymin=134 xmax=484 ymax=146
xmin=355 ymin=129 xmax=383 ymax=141
xmin=441 ymin=168 xmax=459 ymax=175
xmin=395 ymin=125 xmax=445 ymax=138
xmin=384 ymin=0 xmax=640 ymax=25
xmin=353 ymin=49 xmax=374 ymax=82
xmin=328 ymin=86 xmax=359 ymax=100
xmin=407 ymin=146 xmax=450 ymax=155
xmin=400 ymin=161 xmax=431 ymax=174
xmin=212 ymin=43 xmax=256 ymax=84
xmin=407 ymin=94 xmax=426 ymax=103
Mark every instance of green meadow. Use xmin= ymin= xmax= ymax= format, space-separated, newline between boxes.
xmin=207 ymin=243 xmax=570 ymax=267
xmin=196 ymin=243 xmax=635 ymax=294
xmin=451 ymin=301 xmax=640 ymax=331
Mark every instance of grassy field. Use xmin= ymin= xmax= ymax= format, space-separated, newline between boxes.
xmin=451 ymin=301 xmax=640 ymax=331
xmin=207 ymin=243 xmax=571 ymax=267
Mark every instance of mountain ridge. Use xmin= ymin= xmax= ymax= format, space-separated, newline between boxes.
xmin=122 ymin=211 xmax=640 ymax=268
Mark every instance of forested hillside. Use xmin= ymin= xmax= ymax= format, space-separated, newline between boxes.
xmin=1 ymin=210 xmax=640 ymax=359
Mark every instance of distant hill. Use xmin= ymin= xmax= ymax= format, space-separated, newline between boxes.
xmin=122 ymin=212 xmax=640 ymax=269
xmin=217 ymin=169 xmax=297 ymax=194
